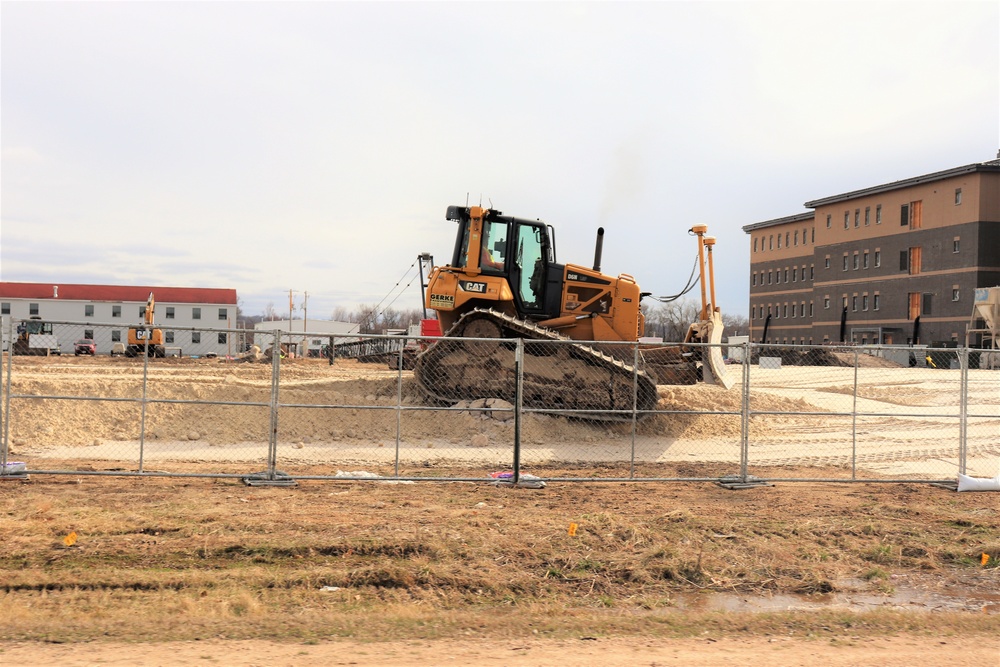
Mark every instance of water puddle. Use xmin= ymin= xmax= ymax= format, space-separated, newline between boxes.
xmin=672 ymin=574 xmax=1000 ymax=614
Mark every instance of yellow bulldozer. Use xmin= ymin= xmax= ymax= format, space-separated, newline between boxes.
xmin=126 ymin=292 xmax=165 ymax=357
xmin=413 ymin=205 xmax=732 ymax=418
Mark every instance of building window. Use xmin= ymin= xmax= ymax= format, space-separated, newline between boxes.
xmin=875 ymin=250 xmax=881 ymax=268
xmin=218 ymin=308 xmax=227 ymax=321
xmin=843 ymin=255 xmax=849 ymax=271
xmin=192 ymin=307 xmax=201 ymax=320
xmin=1 ymin=302 xmax=10 ymax=315
xmin=791 ymin=304 xmax=796 ymax=318
xmin=826 ymin=214 xmax=831 ymax=228
xmin=112 ymin=330 xmax=121 ymax=342
xmin=809 ymin=302 xmax=814 ymax=317
xmin=777 ymin=234 xmax=782 ymax=249
xmin=863 ymin=251 xmax=869 ymax=269
xmin=192 ymin=332 xmax=201 ymax=344
xmin=29 ymin=303 xmax=39 ymax=316
xmin=824 ymin=257 xmax=830 ymax=269
xmin=854 ymin=209 xmax=860 ymax=227
xmin=809 ymin=265 xmax=814 ymax=280
xmin=785 ymin=232 xmax=790 ymax=247
xmin=844 ymin=212 xmax=849 ymax=229
xmin=923 ymin=293 xmax=932 ymax=316
xmin=852 ymin=296 xmax=857 ymax=312
xmin=768 ymin=271 xmax=772 ymax=285
xmin=754 ymin=237 xmax=758 ymax=252
xmin=84 ymin=329 xmax=94 ymax=340
xmin=907 ymin=247 xmax=922 ymax=275
xmin=873 ymin=294 xmax=880 ymax=311
xmin=752 ymin=273 xmax=756 ymax=286
xmin=792 ymin=268 xmax=798 ymax=282
xmin=794 ymin=230 xmax=799 ymax=246
xmin=862 ymin=294 xmax=869 ymax=311
xmin=952 ymin=288 xmax=960 ymax=301
xmin=864 ymin=207 xmax=870 ymax=225
xmin=901 ymin=203 xmax=909 ymax=226
xmin=824 ymin=296 xmax=830 ymax=309
xmin=783 ymin=269 xmax=788 ymax=282
xmin=955 ymin=188 xmax=962 ymax=205
xmin=166 ymin=307 xmax=175 ymax=319
xmin=85 ymin=304 xmax=95 ymax=317
xmin=853 ymin=253 xmax=859 ymax=270
xmin=876 ymin=204 xmax=882 ymax=224
xmin=769 ymin=235 xmax=773 ymax=250
xmin=165 ymin=331 xmax=175 ymax=344
xmin=112 ymin=305 xmax=121 ymax=318
xmin=218 ymin=332 xmax=227 ymax=344
xmin=953 ymin=238 xmax=960 ymax=253
xmin=782 ymin=304 xmax=787 ymax=318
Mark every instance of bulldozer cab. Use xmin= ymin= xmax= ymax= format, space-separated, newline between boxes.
xmin=446 ymin=206 xmax=556 ymax=318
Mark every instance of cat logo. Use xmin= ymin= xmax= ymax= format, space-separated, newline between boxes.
xmin=459 ymin=281 xmax=487 ymax=294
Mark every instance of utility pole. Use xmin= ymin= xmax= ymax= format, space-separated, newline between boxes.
xmin=303 ymin=291 xmax=309 ymax=358
xmin=418 ymin=253 xmax=434 ymax=319
xmin=288 ymin=289 xmax=298 ymax=357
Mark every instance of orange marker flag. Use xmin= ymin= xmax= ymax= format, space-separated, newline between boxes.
xmin=64 ymin=531 xmax=78 ymax=547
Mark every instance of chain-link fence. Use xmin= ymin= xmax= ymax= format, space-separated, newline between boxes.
xmin=2 ymin=317 xmax=998 ymax=485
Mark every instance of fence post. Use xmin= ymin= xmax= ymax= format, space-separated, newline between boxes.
xmin=267 ymin=329 xmax=282 ymax=480
xmin=740 ymin=341 xmax=751 ymax=481
xmin=851 ymin=346 xmax=860 ymax=480
xmin=630 ymin=341 xmax=639 ymax=479
xmin=138 ymin=331 xmax=151 ymax=473
xmin=394 ymin=340 xmax=404 ymax=478
xmin=1 ymin=317 xmax=9 ymax=471
xmin=959 ymin=346 xmax=969 ymax=475
xmin=513 ymin=338 xmax=523 ymax=484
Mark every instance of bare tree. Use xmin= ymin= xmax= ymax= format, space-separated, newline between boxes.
xmin=722 ymin=312 xmax=750 ymax=337
xmin=330 ymin=305 xmax=356 ymax=323
xmin=644 ymin=299 xmax=702 ymax=342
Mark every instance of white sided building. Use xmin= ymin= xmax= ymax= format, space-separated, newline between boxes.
xmin=0 ymin=282 xmax=238 ymax=356
xmin=253 ymin=319 xmax=360 ymax=357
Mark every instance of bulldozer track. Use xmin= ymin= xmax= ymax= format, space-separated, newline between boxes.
xmin=413 ymin=308 xmax=658 ymax=421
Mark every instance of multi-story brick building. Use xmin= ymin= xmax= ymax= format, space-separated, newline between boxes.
xmin=743 ymin=158 xmax=1000 ymax=346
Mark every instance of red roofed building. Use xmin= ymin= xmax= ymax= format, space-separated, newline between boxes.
xmin=1 ymin=282 xmax=239 ymax=356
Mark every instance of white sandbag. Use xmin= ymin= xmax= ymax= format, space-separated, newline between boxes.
xmin=957 ymin=473 xmax=1000 ymax=492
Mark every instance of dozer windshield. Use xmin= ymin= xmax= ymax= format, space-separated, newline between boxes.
xmin=515 ymin=223 xmax=545 ymax=311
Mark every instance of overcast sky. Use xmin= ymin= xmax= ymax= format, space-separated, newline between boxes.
xmin=2 ymin=1 xmax=997 ymax=321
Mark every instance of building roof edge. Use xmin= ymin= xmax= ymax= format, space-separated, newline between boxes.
xmin=741 ymin=211 xmax=814 ymax=234
xmin=803 ymin=159 xmax=1000 ymax=208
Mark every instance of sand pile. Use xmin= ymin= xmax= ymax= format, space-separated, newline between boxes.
xmin=4 ymin=357 xmax=818 ymax=450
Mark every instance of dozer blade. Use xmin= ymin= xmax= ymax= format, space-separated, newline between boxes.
xmin=702 ymin=311 xmax=735 ymax=390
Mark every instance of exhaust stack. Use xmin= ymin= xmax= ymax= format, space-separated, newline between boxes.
xmin=593 ymin=227 xmax=605 ymax=272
